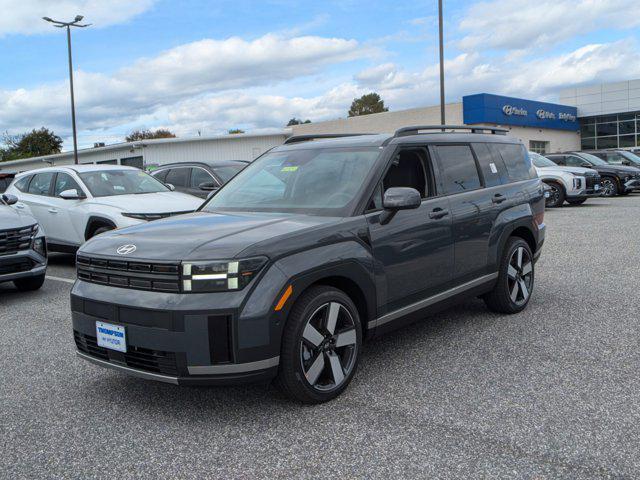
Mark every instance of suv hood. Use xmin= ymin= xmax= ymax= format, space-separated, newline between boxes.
xmin=0 ymin=204 xmax=37 ymax=230
xmin=536 ymin=165 xmax=595 ymax=176
xmin=88 ymin=192 xmax=203 ymax=213
xmin=80 ymin=211 xmax=340 ymax=260
xmin=590 ymin=164 xmax=640 ymax=175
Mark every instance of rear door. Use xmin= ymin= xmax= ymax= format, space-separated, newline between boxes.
xmin=431 ymin=144 xmax=494 ymax=283
xmin=368 ymin=146 xmax=454 ymax=314
xmin=19 ymin=172 xmax=56 ymax=234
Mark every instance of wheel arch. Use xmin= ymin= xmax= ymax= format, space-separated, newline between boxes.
xmin=84 ymin=216 xmax=117 ymax=240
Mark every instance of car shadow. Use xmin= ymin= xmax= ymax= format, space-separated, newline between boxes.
xmin=47 ymin=253 xmax=76 ymax=266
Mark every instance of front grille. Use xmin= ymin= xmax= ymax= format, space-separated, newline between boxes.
xmin=77 ymin=255 xmax=180 ymax=292
xmin=0 ymin=224 xmax=37 ymax=256
xmin=74 ymin=331 xmax=179 ymax=376
xmin=585 ymin=175 xmax=600 ymax=189
xmin=0 ymin=257 xmax=34 ymax=275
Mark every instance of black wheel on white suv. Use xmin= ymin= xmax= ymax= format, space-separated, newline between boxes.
xmin=484 ymin=237 xmax=534 ymax=314
xmin=544 ymin=182 xmax=565 ymax=208
xmin=276 ymin=286 xmax=361 ymax=404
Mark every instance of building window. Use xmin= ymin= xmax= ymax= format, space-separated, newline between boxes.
xmin=120 ymin=156 xmax=144 ymax=169
xmin=579 ymin=111 xmax=639 ymax=150
xmin=529 ymin=141 xmax=549 ymax=154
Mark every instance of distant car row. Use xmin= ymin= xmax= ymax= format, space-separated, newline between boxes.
xmin=0 ymin=160 xmax=248 ymax=291
xmin=530 ymin=149 xmax=640 ymax=208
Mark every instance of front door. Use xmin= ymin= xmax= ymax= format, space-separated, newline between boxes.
xmin=368 ymin=146 xmax=454 ymax=314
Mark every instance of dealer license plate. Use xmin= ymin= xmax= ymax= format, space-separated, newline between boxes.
xmin=96 ymin=321 xmax=127 ymax=353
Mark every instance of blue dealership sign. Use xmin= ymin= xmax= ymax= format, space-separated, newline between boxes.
xmin=463 ymin=93 xmax=579 ymax=131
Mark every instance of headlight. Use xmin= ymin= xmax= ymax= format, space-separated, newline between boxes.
xmin=122 ymin=212 xmax=165 ymax=221
xmin=32 ymin=229 xmax=46 ymax=257
xmin=181 ymin=257 xmax=268 ymax=292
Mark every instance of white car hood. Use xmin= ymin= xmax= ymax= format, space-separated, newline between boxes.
xmin=87 ymin=192 xmax=203 ymax=213
xmin=535 ymin=165 xmax=593 ymax=176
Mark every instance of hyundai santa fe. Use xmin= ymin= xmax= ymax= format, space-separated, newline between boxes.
xmin=71 ymin=126 xmax=546 ymax=403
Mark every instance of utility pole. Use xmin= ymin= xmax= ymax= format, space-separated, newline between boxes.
xmin=438 ymin=0 xmax=446 ymax=125
xmin=43 ymin=15 xmax=91 ymax=164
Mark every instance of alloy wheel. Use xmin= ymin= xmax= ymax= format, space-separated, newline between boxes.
xmin=601 ymin=178 xmax=615 ymax=197
xmin=506 ymin=246 xmax=533 ymax=306
xmin=546 ymin=184 xmax=561 ymax=207
xmin=300 ymin=302 xmax=358 ymax=391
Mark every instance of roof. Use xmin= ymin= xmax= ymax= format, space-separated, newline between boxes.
xmin=154 ymin=159 xmax=250 ymax=168
xmin=14 ymin=164 xmax=139 ymax=177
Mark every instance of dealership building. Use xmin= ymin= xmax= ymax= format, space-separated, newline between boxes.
xmin=1 ymin=79 xmax=639 ymax=173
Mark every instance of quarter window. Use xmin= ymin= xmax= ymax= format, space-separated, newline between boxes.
xmin=433 ymin=145 xmax=481 ymax=194
xmin=13 ymin=175 xmax=31 ymax=192
xmin=27 ymin=172 xmax=55 ymax=196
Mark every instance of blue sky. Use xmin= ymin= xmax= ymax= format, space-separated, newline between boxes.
xmin=1 ymin=0 xmax=640 ymax=150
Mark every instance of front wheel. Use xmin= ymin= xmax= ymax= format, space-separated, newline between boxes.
xmin=484 ymin=238 xmax=534 ymax=314
xmin=14 ymin=274 xmax=45 ymax=292
xmin=544 ymin=182 xmax=565 ymax=208
xmin=276 ymin=286 xmax=362 ymax=404
xmin=600 ymin=178 xmax=618 ymax=197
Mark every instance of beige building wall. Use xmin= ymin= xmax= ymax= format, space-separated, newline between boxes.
xmin=291 ymin=102 xmax=580 ymax=153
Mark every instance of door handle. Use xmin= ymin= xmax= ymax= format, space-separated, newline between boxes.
xmin=492 ymin=193 xmax=507 ymax=204
xmin=429 ymin=208 xmax=449 ymax=219
xmin=15 ymin=203 xmax=25 ymax=209
xmin=48 ymin=208 xmax=58 ymax=214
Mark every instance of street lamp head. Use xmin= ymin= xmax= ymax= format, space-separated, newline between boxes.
xmin=74 ymin=15 xmax=84 ymax=22
xmin=42 ymin=17 xmax=54 ymax=22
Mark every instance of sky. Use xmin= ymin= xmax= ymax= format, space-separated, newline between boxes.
xmin=2 ymin=0 xmax=640 ymax=150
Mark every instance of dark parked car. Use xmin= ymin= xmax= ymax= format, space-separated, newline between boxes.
xmin=150 ymin=160 xmax=249 ymax=198
xmin=587 ymin=149 xmax=640 ymax=168
xmin=545 ymin=152 xmax=640 ymax=197
xmin=0 ymin=171 xmax=16 ymax=193
xmin=0 ymin=193 xmax=47 ymax=291
xmin=71 ymin=126 xmax=546 ymax=403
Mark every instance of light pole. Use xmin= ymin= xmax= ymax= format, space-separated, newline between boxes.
xmin=438 ymin=0 xmax=446 ymax=125
xmin=43 ymin=15 xmax=90 ymax=164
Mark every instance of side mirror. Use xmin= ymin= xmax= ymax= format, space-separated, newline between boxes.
xmin=1 ymin=193 xmax=18 ymax=205
xmin=165 ymin=183 xmax=176 ymax=191
xmin=59 ymin=189 xmax=85 ymax=200
xmin=198 ymin=182 xmax=218 ymax=191
xmin=380 ymin=187 xmax=421 ymax=224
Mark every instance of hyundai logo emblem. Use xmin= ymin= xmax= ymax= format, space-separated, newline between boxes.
xmin=116 ymin=244 xmax=137 ymax=255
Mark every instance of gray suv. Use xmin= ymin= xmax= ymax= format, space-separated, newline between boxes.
xmin=71 ymin=126 xmax=546 ymax=403
xmin=0 ymin=194 xmax=47 ymax=291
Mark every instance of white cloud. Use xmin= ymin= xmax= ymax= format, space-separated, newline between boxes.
xmin=0 ymin=0 xmax=155 ymax=36
xmin=458 ymin=0 xmax=640 ymax=50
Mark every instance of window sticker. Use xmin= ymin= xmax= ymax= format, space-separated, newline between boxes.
xmin=281 ymin=166 xmax=299 ymax=172
xmin=489 ymin=162 xmax=498 ymax=174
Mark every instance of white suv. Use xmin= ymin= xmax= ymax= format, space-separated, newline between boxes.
xmin=529 ymin=152 xmax=602 ymax=208
xmin=5 ymin=165 xmax=203 ymax=252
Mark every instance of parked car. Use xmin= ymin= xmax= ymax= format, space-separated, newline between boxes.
xmin=0 ymin=171 xmax=17 ymax=193
xmin=545 ymin=152 xmax=640 ymax=197
xmin=150 ymin=160 xmax=249 ymax=198
xmin=5 ymin=165 xmax=203 ymax=253
xmin=71 ymin=126 xmax=545 ymax=403
xmin=0 ymin=193 xmax=47 ymax=291
xmin=587 ymin=149 xmax=640 ymax=168
xmin=529 ymin=152 xmax=601 ymax=207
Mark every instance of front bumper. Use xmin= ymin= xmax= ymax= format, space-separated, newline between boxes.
xmin=71 ymin=263 xmax=288 ymax=385
xmin=0 ymin=249 xmax=47 ymax=284
xmin=624 ymin=178 xmax=640 ymax=191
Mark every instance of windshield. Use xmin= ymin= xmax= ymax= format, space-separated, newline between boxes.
xmin=213 ymin=165 xmax=245 ymax=183
xmin=529 ymin=152 xmax=556 ymax=168
xmin=202 ymin=147 xmax=380 ymax=215
xmin=619 ymin=151 xmax=640 ymax=165
xmin=79 ymin=170 xmax=169 ymax=197
xmin=578 ymin=153 xmax=608 ymax=166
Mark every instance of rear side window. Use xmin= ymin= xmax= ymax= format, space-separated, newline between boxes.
xmin=491 ymin=144 xmax=534 ymax=181
xmin=165 ymin=168 xmax=190 ymax=187
xmin=433 ymin=145 xmax=481 ymax=194
xmin=27 ymin=172 xmax=55 ymax=195
xmin=13 ymin=175 xmax=31 ymax=192
xmin=471 ymin=143 xmax=508 ymax=187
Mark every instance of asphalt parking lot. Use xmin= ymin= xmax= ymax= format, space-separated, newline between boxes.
xmin=2 ymin=194 xmax=640 ymax=479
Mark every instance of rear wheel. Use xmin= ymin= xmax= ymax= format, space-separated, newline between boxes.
xmin=544 ymin=182 xmax=565 ymax=208
xmin=14 ymin=274 xmax=45 ymax=292
xmin=566 ymin=198 xmax=586 ymax=205
xmin=276 ymin=286 xmax=361 ymax=404
xmin=600 ymin=177 xmax=618 ymax=197
xmin=484 ymin=238 xmax=534 ymax=314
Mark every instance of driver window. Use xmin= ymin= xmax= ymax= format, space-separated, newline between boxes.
xmin=54 ymin=173 xmax=83 ymax=197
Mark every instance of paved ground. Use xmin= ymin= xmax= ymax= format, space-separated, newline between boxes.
xmin=2 ymin=194 xmax=640 ymax=479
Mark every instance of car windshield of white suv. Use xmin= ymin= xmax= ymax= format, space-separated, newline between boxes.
xmin=529 ymin=152 xmax=556 ymax=168
xmin=79 ymin=170 xmax=169 ymax=197
xmin=203 ymin=147 xmax=380 ymax=215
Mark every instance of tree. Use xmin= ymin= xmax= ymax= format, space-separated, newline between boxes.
xmin=1 ymin=128 xmax=62 ymax=162
xmin=228 ymin=129 xmax=245 ymax=134
xmin=125 ymin=129 xmax=176 ymax=142
xmin=348 ymin=93 xmax=388 ymax=117
xmin=286 ymin=118 xmax=312 ymax=126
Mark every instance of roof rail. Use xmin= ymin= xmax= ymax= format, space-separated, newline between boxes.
xmin=394 ymin=125 xmax=508 ymax=137
xmin=283 ymin=133 xmax=376 ymax=145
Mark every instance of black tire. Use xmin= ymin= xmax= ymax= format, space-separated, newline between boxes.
xmin=618 ymin=190 xmax=630 ymax=196
xmin=484 ymin=237 xmax=534 ymax=314
xmin=600 ymin=177 xmax=618 ymax=197
xmin=276 ymin=285 xmax=362 ymax=404
xmin=90 ymin=225 xmax=114 ymax=238
xmin=544 ymin=182 xmax=565 ymax=208
xmin=13 ymin=274 xmax=45 ymax=292
xmin=566 ymin=198 xmax=586 ymax=205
